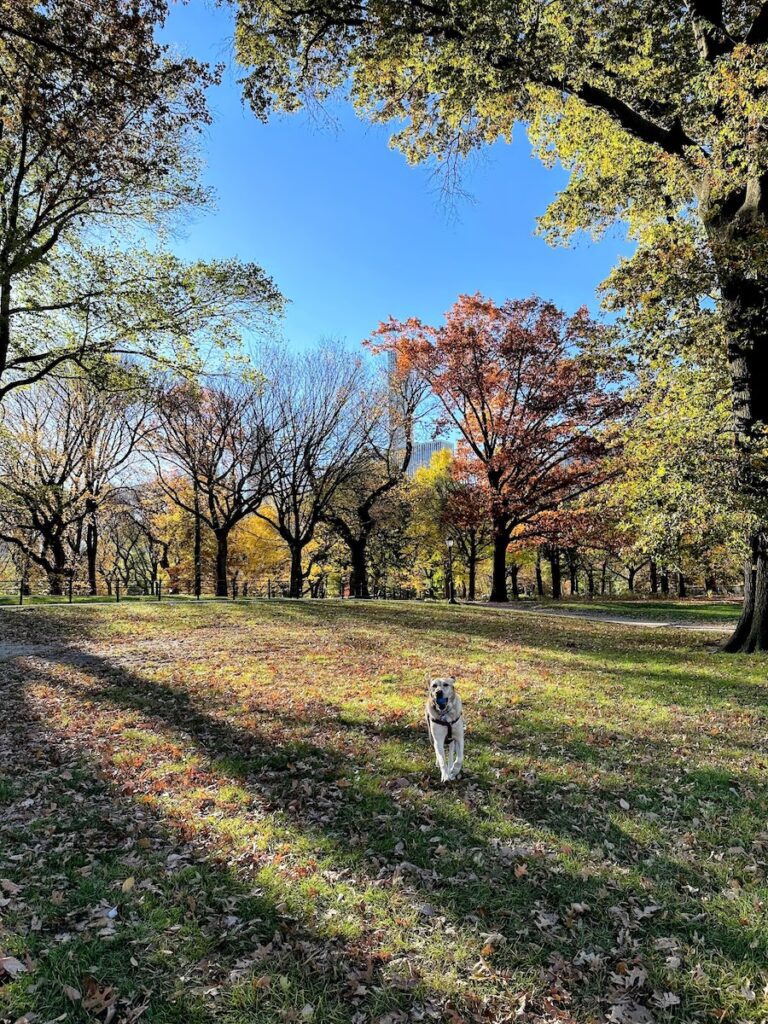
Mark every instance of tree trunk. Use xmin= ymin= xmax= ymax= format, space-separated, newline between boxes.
xmin=193 ymin=485 xmax=202 ymax=599
xmin=549 ymin=547 xmax=562 ymax=600
xmin=215 ymin=529 xmax=229 ymax=598
xmin=722 ymin=535 xmax=768 ymax=652
xmin=348 ymin=537 xmax=370 ymax=598
xmin=677 ymin=571 xmax=686 ymax=598
xmin=649 ymin=559 xmax=658 ymax=594
xmin=707 ymin=205 xmax=768 ymax=651
xmin=468 ymin=545 xmax=477 ymax=601
xmin=47 ymin=536 xmax=67 ymax=596
xmin=660 ymin=568 xmax=669 ymax=595
xmin=289 ymin=545 xmax=303 ymax=598
xmin=600 ymin=561 xmax=608 ymax=595
xmin=489 ymin=524 xmax=509 ymax=602
xmin=86 ymin=515 xmax=98 ymax=596
xmin=510 ymin=563 xmax=520 ymax=599
xmin=535 ymin=549 xmax=544 ymax=597
xmin=587 ymin=567 xmax=595 ymax=597
xmin=628 ymin=566 xmax=636 ymax=593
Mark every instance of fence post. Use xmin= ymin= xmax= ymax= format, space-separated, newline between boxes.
xmin=116 ymin=579 xmax=120 ymax=603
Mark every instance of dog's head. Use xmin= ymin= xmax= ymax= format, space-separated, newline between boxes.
xmin=429 ymin=677 xmax=456 ymax=710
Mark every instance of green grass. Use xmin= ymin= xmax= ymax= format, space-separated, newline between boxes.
xmin=0 ymin=599 xmax=764 ymax=1024
xmin=537 ymin=598 xmax=742 ymax=623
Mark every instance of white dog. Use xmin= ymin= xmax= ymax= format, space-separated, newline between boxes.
xmin=425 ymin=677 xmax=465 ymax=783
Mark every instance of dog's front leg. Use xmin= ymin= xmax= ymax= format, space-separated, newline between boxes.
xmin=450 ymin=723 xmax=464 ymax=779
xmin=430 ymin=726 xmax=451 ymax=782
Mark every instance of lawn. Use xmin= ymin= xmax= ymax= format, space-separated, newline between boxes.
xmin=528 ymin=600 xmax=743 ymax=624
xmin=0 ymin=600 xmax=766 ymax=1024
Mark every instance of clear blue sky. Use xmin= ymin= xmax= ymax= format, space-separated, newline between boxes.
xmin=163 ymin=2 xmax=632 ymax=351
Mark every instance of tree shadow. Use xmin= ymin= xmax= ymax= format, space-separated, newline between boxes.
xmin=4 ymin=630 xmax=768 ymax=1022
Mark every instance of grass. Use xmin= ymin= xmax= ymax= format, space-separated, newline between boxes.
xmin=531 ymin=598 xmax=743 ymax=623
xmin=0 ymin=599 xmax=765 ymax=1024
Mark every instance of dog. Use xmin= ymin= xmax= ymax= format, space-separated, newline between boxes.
xmin=425 ymin=676 xmax=465 ymax=783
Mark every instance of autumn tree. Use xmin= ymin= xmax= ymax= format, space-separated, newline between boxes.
xmin=235 ymin=0 xmax=768 ymax=644
xmin=373 ymin=294 xmax=620 ymax=602
xmin=321 ymin=364 xmax=426 ymax=598
xmin=256 ymin=344 xmax=368 ymax=598
xmin=152 ymin=379 xmax=274 ymax=598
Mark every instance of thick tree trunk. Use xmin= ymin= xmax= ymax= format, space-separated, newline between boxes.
xmin=549 ymin=547 xmax=562 ymax=600
xmin=215 ymin=530 xmax=228 ymax=598
xmin=348 ymin=538 xmax=370 ymax=598
xmin=722 ymin=535 xmax=767 ymax=652
xmin=289 ymin=546 xmax=303 ymax=598
xmin=489 ymin=524 xmax=509 ymax=602
xmin=628 ymin=566 xmax=636 ymax=593
xmin=587 ymin=567 xmax=595 ymax=597
xmin=677 ymin=572 xmax=686 ymax=598
xmin=649 ymin=559 xmax=658 ymax=594
xmin=46 ymin=536 xmax=67 ymax=596
xmin=535 ymin=550 xmax=544 ymax=597
xmin=86 ymin=512 xmax=98 ymax=596
xmin=660 ymin=569 xmax=669 ymax=595
xmin=707 ymin=202 xmax=768 ymax=651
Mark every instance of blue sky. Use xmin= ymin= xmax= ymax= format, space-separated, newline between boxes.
xmin=163 ymin=2 xmax=632 ymax=352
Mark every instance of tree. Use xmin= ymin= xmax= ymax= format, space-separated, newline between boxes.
xmin=373 ymin=294 xmax=620 ymax=602
xmin=256 ymin=344 xmax=368 ymax=598
xmin=322 ymin=365 xmax=426 ymax=598
xmin=0 ymin=377 xmax=144 ymax=593
xmin=234 ymin=0 xmax=768 ymax=645
xmin=0 ymin=0 xmax=217 ymax=395
xmin=152 ymin=379 xmax=273 ymax=598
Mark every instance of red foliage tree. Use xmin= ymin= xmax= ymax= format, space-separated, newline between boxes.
xmin=372 ymin=294 xmax=622 ymax=602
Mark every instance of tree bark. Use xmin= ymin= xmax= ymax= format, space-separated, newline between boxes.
xmin=677 ymin=571 xmax=686 ymax=598
xmin=193 ymin=483 xmax=202 ymax=599
xmin=489 ymin=524 xmax=509 ymax=602
xmin=348 ymin=538 xmax=370 ymax=598
xmin=706 ymin=197 xmax=768 ymax=651
xmin=649 ymin=559 xmax=658 ymax=594
xmin=535 ymin=550 xmax=544 ymax=597
xmin=628 ymin=566 xmax=636 ymax=593
xmin=289 ymin=545 xmax=303 ymax=598
xmin=549 ymin=547 xmax=562 ymax=600
xmin=660 ymin=569 xmax=669 ymax=595
xmin=468 ymin=542 xmax=477 ymax=601
xmin=722 ymin=536 xmax=768 ymax=652
xmin=86 ymin=517 xmax=98 ymax=596
xmin=510 ymin=563 xmax=520 ymax=599
xmin=215 ymin=529 xmax=229 ymax=598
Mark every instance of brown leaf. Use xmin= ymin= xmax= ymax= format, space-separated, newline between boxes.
xmin=0 ymin=955 xmax=27 ymax=977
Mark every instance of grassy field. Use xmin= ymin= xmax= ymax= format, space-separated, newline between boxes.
xmin=0 ymin=600 xmax=766 ymax=1024
xmin=529 ymin=599 xmax=743 ymax=624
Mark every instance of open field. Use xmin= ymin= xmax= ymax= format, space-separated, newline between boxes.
xmin=1 ymin=601 xmax=767 ymax=1024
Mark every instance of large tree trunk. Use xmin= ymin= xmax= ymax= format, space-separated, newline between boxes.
xmin=722 ymin=536 xmax=768 ymax=652
xmin=677 ymin=571 xmax=686 ymax=598
xmin=649 ymin=559 xmax=658 ymax=595
xmin=86 ymin=515 xmax=98 ymax=596
xmin=215 ymin=529 xmax=229 ymax=598
xmin=535 ymin=550 xmax=544 ymax=597
xmin=489 ymin=523 xmax=509 ymax=602
xmin=289 ymin=545 xmax=303 ymax=598
xmin=627 ymin=565 xmax=636 ymax=593
xmin=46 ymin=536 xmax=67 ymax=596
xmin=549 ymin=547 xmax=562 ymax=600
xmin=707 ymin=199 xmax=768 ymax=651
xmin=348 ymin=537 xmax=370 ymax=598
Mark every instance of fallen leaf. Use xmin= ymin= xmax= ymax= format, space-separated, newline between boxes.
xmin=0 ymin=956 xmax=27 ymax=977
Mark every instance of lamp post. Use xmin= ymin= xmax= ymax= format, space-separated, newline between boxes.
xmin=446 ymin=538 xmax=457 ymax=605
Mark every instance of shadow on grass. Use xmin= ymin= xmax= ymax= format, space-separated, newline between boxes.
xmin=3 ymin=620 xmax=768 ymax=1021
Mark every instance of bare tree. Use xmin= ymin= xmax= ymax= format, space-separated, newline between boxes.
xmin=256 ymin=344 xmax=368 ymax=598
xmin=0 ymin=376 xmax=146 ymax=593
xmin=322 ymin=364 xmax=427 ymax=598
xmin=151 ymin=378 xmax=273 ymax=597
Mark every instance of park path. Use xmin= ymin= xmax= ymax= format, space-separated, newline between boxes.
xmin=485 ymin=603 xmax=734 ymax=632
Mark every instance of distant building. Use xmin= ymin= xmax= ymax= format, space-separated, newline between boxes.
xmin=407 ymin=439 xmax=453 ymax=477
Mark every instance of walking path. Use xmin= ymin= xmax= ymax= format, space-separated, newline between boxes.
xmin=493 ymin=603 xmax=734 ymax=632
